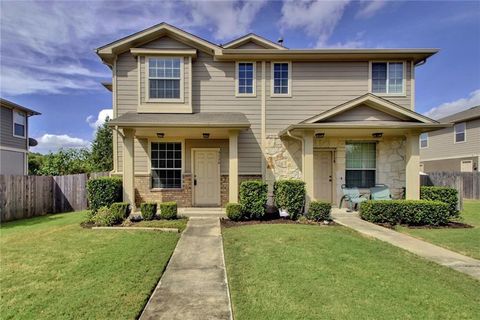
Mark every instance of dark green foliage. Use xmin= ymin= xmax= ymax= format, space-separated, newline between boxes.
xmin=92 ymin=207 xmax=123 ymax=226
xmin=420 ymin=186 xmax=459 ymax=218
xmin=360 ymin=200 xmax=450 ymax=226
xmin=306 ymin=201 xmax=332 ymax=221
xmin=239 ymin=180 xmax=268 ymax=220
xmin=90 ymin=118 xmax=113 ymax=172
xmin=110 ymin=202 xmax=130 ymax=220
xmin=87 ymin=177 xmax=122 ymax=213
xmin=141 ymin=202 xmax=157 ymax=220
xmin=159 ymin=202 xmax=177 ymax=220
xmin=273 ymin=179 xmax=306 ymax=220
xmin=28 ymin=152 xmax=44 ymax=175
xmin=226 ymin=203 xmax=244 ymax=221
xmin=37 ymin=148 xmax=93 ymax=176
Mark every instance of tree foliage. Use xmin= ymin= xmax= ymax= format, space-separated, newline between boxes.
xmin=90 ymin=118 xmax=113 ymax=172
xmin=37 ymin=148 xmax=94 ymax=176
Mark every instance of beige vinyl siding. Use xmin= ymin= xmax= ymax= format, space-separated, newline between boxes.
xmin=328 ymin=104 xmax=401 ymax=122
xmin=234 ymin=42 xmax=269 ymax=49
xmin=0 ymin=106 xmax=27 ymax=150
xmin=420 ymin=118 xmax=480 ymax=160
xmin=142 ymin=36 xmax=192 ymax=49
xmin=185 ymin=139 xmax=229 ymax=174
xmin=135 ymin=138 xmax=149 ymax=173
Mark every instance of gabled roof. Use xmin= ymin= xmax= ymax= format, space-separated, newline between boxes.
xmin=302 ymin=93 xmax=438 ymax=124
xmin=0 ymin=98 xmax=40 ymax=116
xmin=222 ymin=33 xmax=287 ymax=50
xmin=438 ymin=105 xmax=480 ymax=123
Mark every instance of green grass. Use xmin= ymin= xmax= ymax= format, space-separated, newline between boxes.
xmin=223 ymin=224 xmax=480 ymax=320
xmin=132 ymin=217 xmax=189 ymax=232
xmin=397 ymin=200 xmax=480 ymax=259
xmin=0 ymin=211 xmax=180 ymax=320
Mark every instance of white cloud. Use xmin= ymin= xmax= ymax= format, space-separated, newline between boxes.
xmin=424 ymin=89 xmax=480 ymax=119
xmin=356 ymin=1 xmax=387 ymax=18
xmin=87 ymin=109 xmax=113 ymax=129
xmin=32 ymin=134 xmax=91 ymax=154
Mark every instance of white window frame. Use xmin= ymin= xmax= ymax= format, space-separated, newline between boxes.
xmin=12 ymin=110 xmax=26 ymax=139
xmin=148 ymin=138 xmax=185 ymax=190
xmin=235 ymin=61 xmax=256 ymax=97
xmin=454 ymin=122 xmax=466 ymax=143
xmin=146 ymin=56 xmax=184 ymax=103
xmin=345 ymin=142 xmax=377 ymax=188
xmin=419 ymin=132 xmax=428 ymax=149
xmin=369 ymin=61 xmax=406 ymax=96
xmin=271 ymin=61 xmax=292 ymax=97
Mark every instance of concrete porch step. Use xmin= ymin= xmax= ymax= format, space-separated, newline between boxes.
xmin=179 ymin=207 xmax=226 ymax=218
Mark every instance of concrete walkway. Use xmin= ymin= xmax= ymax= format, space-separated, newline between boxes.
xmin=332 ymin=209 xmax=480 ymax=280
xmin=140 ymin=217 xmax=232 ymax=320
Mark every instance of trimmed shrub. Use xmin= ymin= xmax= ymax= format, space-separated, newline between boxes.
xmin=159 ymin=202 xmax=177 ymax=220
xmin=360 ymin=200 xmax=450 ymax=226
xmin=239 ymin=180 xmax=268 ymax=220
xmin=274 ymin=179 xmax=306 ymax=220
xmin=92 ymin=206 xmax=122 ymax=226
xmin=226 ymin=203 xmax=244 ymax=221
xmin=87 ymin=177 xmax=122 ymax=213
xmin=141 ymin=202 xmax=157 ymax=221
xmin=420 ymin=186 xmax=459 ymax=218
xmin=110 ymin=202 xmax=130 ymax=220
xmin=306 ymin=201 xmax=332 ymax=221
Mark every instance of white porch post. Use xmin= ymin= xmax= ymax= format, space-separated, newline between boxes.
xmin=122 ymin=128 xmax=136 ymax=209
xmin=229 ymin=130 xmax=239 ymax=203
xmin=405 ymin=132 xmax=420 ymax=200
xmin=303 ymin=131 xmax=315 ymax=210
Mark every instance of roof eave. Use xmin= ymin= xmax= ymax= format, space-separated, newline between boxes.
xmin=108 ymin=122 xmax=250 ymax=128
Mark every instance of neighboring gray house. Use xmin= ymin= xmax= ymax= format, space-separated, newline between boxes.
xmin=0 ymin=98 xmax=40 ymax=175
xmin=420 ymin=106 xmax=480 ymax=172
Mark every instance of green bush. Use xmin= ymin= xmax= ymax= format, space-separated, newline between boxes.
xmin=306 ymin=201 xmax=332 ymax=221
xmin=140 ymin=202 xmax=157 ymax=220
xmin=420 ymin=186 xmax=459 ymax=218
xmin=239 ymin=180 xmax=268 ymax=220
xmin=159 ymin=202 xmax=177 ymax=220
xmin=226 ymin=203 xmax=244 ymax=221
xmin=92 ymin=206 xmax=123 ymax=226
xmin=360 ymin=200 xmax=450 ymax=226
xmin=274 ymin=179 xmax=306 ymax=220
xmin=110 ymin=202 xmax=130 ymax=220
xmin=87 ymin=177 xmax=122 ymax=213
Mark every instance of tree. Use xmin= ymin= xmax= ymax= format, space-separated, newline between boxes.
xmin=28 ymin=152 xmax=45 ymax=175
xmin=38 ymin=148 xmax=93 ymax=176
xmin=89 ymin=117 xmax=113 ymax=172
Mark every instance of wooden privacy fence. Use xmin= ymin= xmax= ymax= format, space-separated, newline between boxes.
xmin=421 ymin=171 xmax=480 ymax=200
xmin=0 ymin=172 xmax=109 ymax=222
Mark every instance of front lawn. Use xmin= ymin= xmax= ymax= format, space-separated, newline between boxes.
xmin=0 ymin=211 xmax=180 ymax=320
xmin=397 ymin=200 xmax=480 ymax=259
xmin=223 ymin=224 xmax=480 ymax=320
xmin=129 ymin=217 xmax=189 ymax=232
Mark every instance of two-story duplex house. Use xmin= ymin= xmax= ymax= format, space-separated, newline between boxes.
xmin=96 ymin=23 xmax=449 ymax=209
xmin=420 ymin=106 xmax=480 ymax=172
xmin=0 ymin=98 xmax=40 ymax=175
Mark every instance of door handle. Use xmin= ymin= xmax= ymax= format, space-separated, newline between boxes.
xmin=329 ymin=175 xmax=332 ymax=182
xmin=194 ymin=175 xmax=197 ymax=186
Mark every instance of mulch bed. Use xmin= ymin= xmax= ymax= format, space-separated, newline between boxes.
xmin=220 ymin=218 xmax=336 ymax=228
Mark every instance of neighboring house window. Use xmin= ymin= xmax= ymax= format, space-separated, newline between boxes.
xmin=345 ymin=142 xmax=376 ymax=188
xmin=13 ymin=111 xmax=26 ymax=138
xmin=419 ymin=133 xmax=428 ymax=148
xmin=148 ymin=57 xmax=182 ymax=100
xmin=272 ymin=62 xmax=291 ymax=96
xmin=236 ymin=62 xmax=255 ymax=95
xmin=151 ymin=142 xmax=182 ymax=188
xmin=371 ymin=62 xmax=404 ymax=94
xmin=454 ymin=122 xmax=466 ymax=143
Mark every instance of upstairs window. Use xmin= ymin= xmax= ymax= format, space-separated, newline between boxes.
xmin=151 ymin=142 xmax=182 ymax=189
xmin=345 ymin=142 xmax=376 ymax=188
xmin=148 ymin=57 xmax=182 ymax=100
xmin=272 ymin=62 xmax=291 ymax=96
xmin=420 ymin=133 xmax=428 ymax=148
xmin=454 ymin=122 xmax=466 ymax=143
xmin=13 ymin=111 xmax=26 ymax=138
xmin=372 ymin=62 xmax=404 ymax=95
xmin=236 ymin=62 xmax=255 ymax=96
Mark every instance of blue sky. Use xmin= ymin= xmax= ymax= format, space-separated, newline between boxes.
xmin=1 ymin=0 xmax=479 ymax=153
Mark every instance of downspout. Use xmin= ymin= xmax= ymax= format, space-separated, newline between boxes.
xmin=286 ymin=129 xmax=305 ymax=180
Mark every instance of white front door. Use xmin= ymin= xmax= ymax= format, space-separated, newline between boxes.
xmin=193 ymin=149 xmax=220 ymax=206
xmin=314 ymin=150 xmax=333 ymax=203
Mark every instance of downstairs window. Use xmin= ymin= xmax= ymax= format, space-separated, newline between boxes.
xmin=345 ymin=142 xmax=376 ymax=188
xmin=151 ymin=142 xmax=182 ymax=189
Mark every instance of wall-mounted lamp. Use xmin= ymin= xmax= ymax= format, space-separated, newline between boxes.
xmin=156 ymin=132 xmax=165 ymax=138
xmin=203 ymin=133 xmax=210 ymax=139
xmin=315 ymin=133 xmax=325 ymax=139
xmin=372 ymin=132 xmax=383 ymax=138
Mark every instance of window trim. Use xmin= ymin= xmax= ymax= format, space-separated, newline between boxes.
xmin=270 ymin=61 xmax=292 ymax=97
xmin=345 ymin=141 xmax=377 ymax=188
xmin=12 ymin=110 xmax=27 ymax=139
xmin=148 ymin=138 xmax=185 ymax=190
xmin=369 ymin=61 xmax=406 ymax=97
xmin=145 ymin=56 xmax=185 ymax=103
xmin=419 ymin=132 xmax=428 ymax=149
xmin=454 ymin=122 xmax=466 ymax=144
xmin=235 ymin=61 xmax=256 ymax=97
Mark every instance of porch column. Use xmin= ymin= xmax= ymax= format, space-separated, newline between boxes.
xmin=303 ymin=131 xmax=314 ymax=210
xmin=229 ymin=130 xmax=239 ymax=203
xmin=122 ymin=128 xmax=136 ymax=209
xmin=405 ymin=132 xmax=420 ymax=200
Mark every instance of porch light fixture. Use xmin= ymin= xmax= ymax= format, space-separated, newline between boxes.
xmin=203 ymin=133 xmax=210 ymax=139
xmin=156 ymin=132 xmax=165 ymax=138
xmin=315 ymin=133 xmax=325 ymax=139
xmin=372 ymin=132 xmax=383 ymax=138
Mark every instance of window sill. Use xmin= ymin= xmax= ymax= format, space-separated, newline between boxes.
xmin=235 ymin=94 xmax=257 ymax=98
xmin=372 ymin=92 xmax=407 ymax=98
xmin=13 ymin=134 xmax=26 ymax=139
xmin=270 ymin=94 xmax=292 ymax=98
xmin=150 ymin=187 xmax=184 ymax=192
